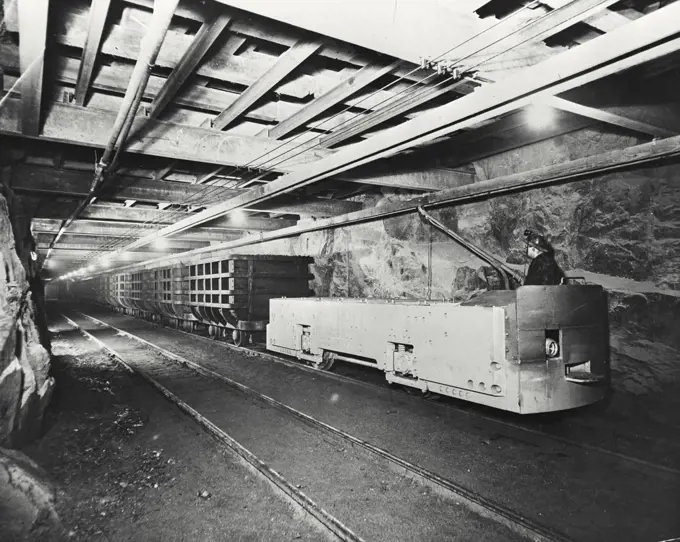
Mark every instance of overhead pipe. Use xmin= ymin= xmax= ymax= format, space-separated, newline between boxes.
xmin=68 ymin=0 xmax=680 ymax=277
xmin=43 ymin=0 xmax=180 ymax=265
xmin=416 ymin=206 xmax=521 ymax=290
xmin=93 ymin=0 xmax=180 ymax=191
xmin=71 ymin=128 xmax=680 ymax=282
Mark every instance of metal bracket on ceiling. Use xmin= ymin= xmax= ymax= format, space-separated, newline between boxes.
xmin=419 ymin=57 xmax=470 ymax=80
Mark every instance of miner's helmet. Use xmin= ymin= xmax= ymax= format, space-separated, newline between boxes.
xmin=524 ymin=230 xmax=552 ymax=253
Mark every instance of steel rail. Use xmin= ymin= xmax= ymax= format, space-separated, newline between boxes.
xmin=84 ymin=305 xmax=680 ymax=480
xmin=61 ymin=312 xmax=365 ymax=542
xmin=73 ymin=309 xmax=578 ymax=542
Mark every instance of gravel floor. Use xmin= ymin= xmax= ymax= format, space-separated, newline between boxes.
xmin=62 ymin=311 xmax=527 ymax=542
xmin=19 ymin=319 xmax=334 ymax=542
xmin=71 ymin=306 xmax=680 ymax=542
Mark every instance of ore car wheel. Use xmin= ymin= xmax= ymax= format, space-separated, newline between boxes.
xmin=232 ymin=330 xmax=249 ymax=347
xmin=314 ymin=351 xmax=336 ymax=371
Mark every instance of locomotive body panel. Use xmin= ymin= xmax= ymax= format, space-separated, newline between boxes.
xmin=268 ymin=297 xmax=520 ymax=411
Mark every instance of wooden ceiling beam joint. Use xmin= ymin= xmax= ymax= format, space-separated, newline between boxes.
xmin=205 ymin=39 xmax=323 ymax=131
xmin=263 ymin=60 xmax=402 ymax=140
xmin=149 ymin=10 xmax=233 ymax=119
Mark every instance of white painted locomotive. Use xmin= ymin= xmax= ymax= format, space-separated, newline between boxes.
xmin=266 ymin=285 xmax=609 ymax=414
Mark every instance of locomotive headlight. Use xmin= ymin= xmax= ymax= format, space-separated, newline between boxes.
xmin=545 ymin=338 xmax=560 ymax=358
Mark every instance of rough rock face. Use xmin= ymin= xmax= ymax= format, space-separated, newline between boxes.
xmin=0 ymin=176 xmax=54 ymax=448
xmin=0 ymin=447 xmax=63 ymax=540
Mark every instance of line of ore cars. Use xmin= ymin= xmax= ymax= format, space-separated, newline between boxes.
xmin=74 ymin=254 xmax=610 ymax=414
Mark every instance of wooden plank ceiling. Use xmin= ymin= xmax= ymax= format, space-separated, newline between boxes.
xmin=0 ymin=0 xmax=678 ymax=277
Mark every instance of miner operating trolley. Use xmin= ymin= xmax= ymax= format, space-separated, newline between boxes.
xmin=523 ymin=230 xmax=566 ymax=286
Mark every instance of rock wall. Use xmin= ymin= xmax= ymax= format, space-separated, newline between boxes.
xmin=241 ymin=126 xmax=680 ymax=416
xmin=0 ymin=447 xmax=63 ymax=540
xmin=0 ymin=166 xmax=54 ymax=448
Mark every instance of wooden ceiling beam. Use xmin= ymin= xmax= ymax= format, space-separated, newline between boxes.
xmin=121 ymin=0 xmax=211 ymax=23
xmin=34 ymin=202 xmax=297 ymax=231
xmin=74 ymin=0 xmax=112 ymax=106
xmin=215 ymin=0 xmax=618 ymax=67
xmin=149 ymin=10 xmax=232 ymax=119
xmin=584 ymin=8 xmax=635 ymax=32
xmin=319 ymin=78 xmax=468 ymax=148
xmin=448 ymin=117 xmax=595 ymax=168
xmin=10 ymin=164 xmax=240 ymax=204
xmin=222 ymin=35 xmax=247 ymax=56
xmin=100 ymin=2 xmax=680 ymax=255
xmin=546 ymin=96 xmax=676 ymax=138
xmin=40 ymin=249 xmax=168 ymax=262
xmin=337 ymin=166 xmax=475 ymax=192
xmin=262 ymin=61 xmax=402 ymax=140
xmin=17 ymin=0 xmax=49 ymax=135
xmin=4 ymin=9 xmax=321 ymax=101
xmin=35 ymin=233 xmax=207 ymax=251
xmin=122 ymin=0 xmax=431 ymax=85
xmin=11 ymin=164 xmax=361 ymax=217
xmin=0 ymin=99 xmax=329 ymax=171
xmin=205 ymin=39 xmax=323 ymax=131
xmin=1 ymin=45 xmax=404 ymax=125
xmin=32 ymin=218 xmax=244 ymax=242
xmin=398 ymin=108 xmax=593 ymax=170
xmin=472 ymin=72 xmax=677 ymax=139
xmin=38 ymin=244 xmax=186 ymax=255
xmin=317 ymin=0 xmax=623 ymax=149
xmin=152 ymin=163 xmax=177 ymax=181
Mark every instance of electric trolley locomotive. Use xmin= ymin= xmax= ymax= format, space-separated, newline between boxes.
xmin=266 ymin=284 xmax=609 ymax=414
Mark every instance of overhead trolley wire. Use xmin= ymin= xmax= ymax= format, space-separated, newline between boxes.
xmin=70 ymin=1 xmax=544 ymax=267
xmin=66 ymin=1 xmax=609 ymax=275
xmin=68 ymin=1 xmax=539 ymax=270
xmin=70 ymin=0 xmax=587 ymax=272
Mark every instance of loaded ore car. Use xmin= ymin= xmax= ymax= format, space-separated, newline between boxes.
xmin=266 ymin=285 xmax=610 ymax=414
xmin=80 ymin=254 xmax=313 ymax=345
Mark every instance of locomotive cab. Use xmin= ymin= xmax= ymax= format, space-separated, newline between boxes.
xmin=463 ymin=284 xmax=609 ymax=413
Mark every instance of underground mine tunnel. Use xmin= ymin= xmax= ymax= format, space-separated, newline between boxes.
xmin=1 ymin=0 xmax=679 ymax=540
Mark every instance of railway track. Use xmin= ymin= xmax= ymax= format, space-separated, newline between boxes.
xmin=65 ymin=308 xmax=680 ymax=542
xmin=61 ymin=314 xmax=361 ymax=542
xmin=63 ymin=311 xmax=558 ymax=542
xmin=102 ymin=308 xmax=679 ymax=478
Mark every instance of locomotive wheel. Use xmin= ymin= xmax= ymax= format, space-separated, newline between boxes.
xmin=403 ymin=385 xmax=430 ymax=397
xmin=232 ymin=330 xmax=249 ymax=347
xmin=314 ymin=351 xmax=336 ymax=371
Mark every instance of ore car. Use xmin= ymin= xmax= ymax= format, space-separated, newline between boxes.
xmin=78 ymin=254 xmax=313 ymax=346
